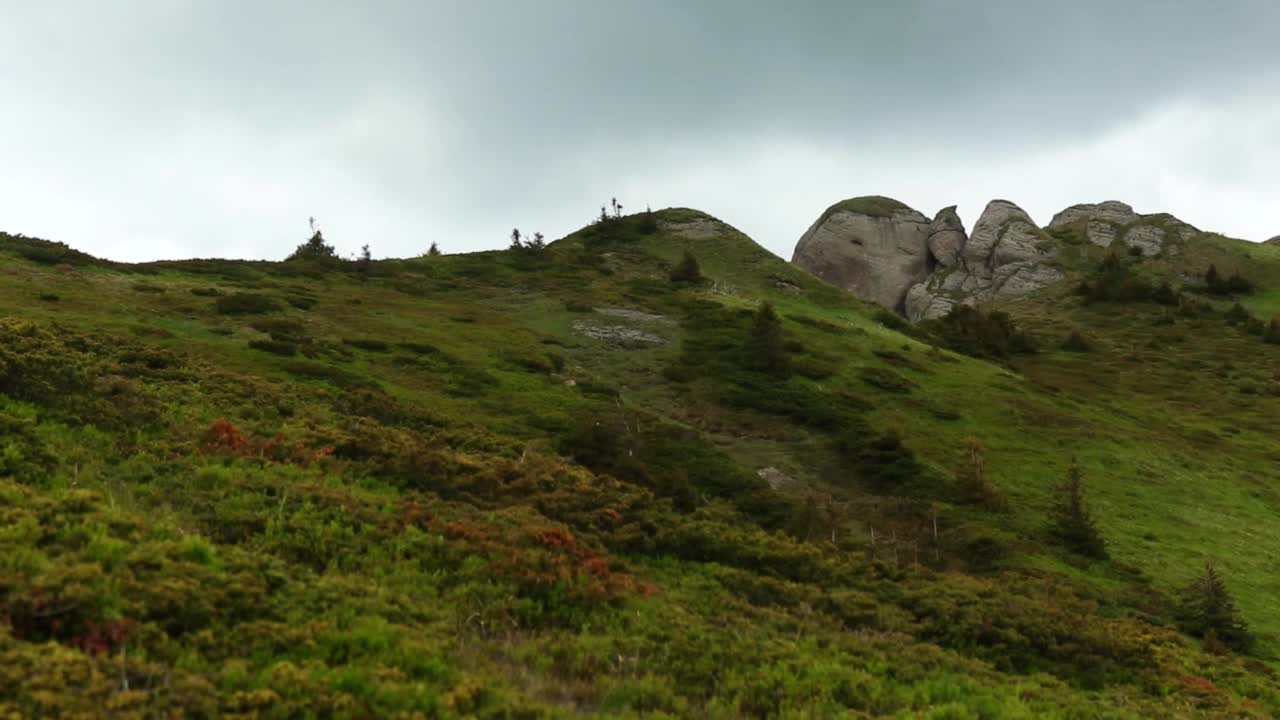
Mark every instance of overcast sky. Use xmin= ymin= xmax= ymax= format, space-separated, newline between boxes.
xmin=2 ymin=1 xmax=1278 ymax=262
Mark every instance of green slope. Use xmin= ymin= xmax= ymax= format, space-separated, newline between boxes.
xmin=0 ymin=211 xmax=1278 ymax=718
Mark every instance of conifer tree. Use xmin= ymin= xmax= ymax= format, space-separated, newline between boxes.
xmin=669 ymin=250 xmax=703 ymax=283
xmin=1050 ymin=460 xmax=1107 ymax=559
xmin=1179 ymin=560 xmax=1252 ymax=653
xmin=426 ymin=242 xmax=442 ymax=257
xmin=1205 ymin=264 xmax=1223 ymax=294
xmin=357 ymin=244 xmax=372 ymax=277
xmin=745 ymin=301 xmax=787 ymax=374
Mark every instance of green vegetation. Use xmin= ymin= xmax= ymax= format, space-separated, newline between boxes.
xmin=817 ymin=195 xmax=913 ymax=224
xmin=1 ymin=208 xmax=1280 ymax=717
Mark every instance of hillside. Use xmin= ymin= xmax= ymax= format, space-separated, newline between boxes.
xmin=2 ymin=208 xmax=1280 ymax=718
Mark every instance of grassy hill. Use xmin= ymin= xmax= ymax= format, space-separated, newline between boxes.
xmin=1 ymin=209 xmax=1279 ymax=718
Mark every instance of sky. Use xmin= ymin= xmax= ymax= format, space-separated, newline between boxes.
xmin=1 ymin=1 xmax=1278 ymax=263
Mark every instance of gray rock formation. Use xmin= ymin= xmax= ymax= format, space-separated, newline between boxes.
xmin=790 ymin=197 xmax=932 ymax=312
xmin=1046 ymin=201 xmax=1197 ymax=256
xmin=1122 ymin=225 xmax=1167 ymax=257
xmin=902 ymin=200 xmax=1063 ymax=320
xmin=794 ymin=196 xmax=1206 ymax=322
xmin=927 ymin=206 xmax=966 ymax=267
xmin=1049 ymin=201 xmax=1139 ymax=229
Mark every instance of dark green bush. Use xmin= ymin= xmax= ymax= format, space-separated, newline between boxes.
xmin=1062 ymin=330 xmax=1093 ymax=352
xmin=920 ymin=305 xmax=1035 ymax=361
xmin=344 ymin=338 xmax=391 ymax=352
xmin=215 ymin=293 xmax=281 ymax=315
xmin=190 ymin=287 xmax=223 ymax=297
xmin=248 ymin=339 xmax=298 ymax=356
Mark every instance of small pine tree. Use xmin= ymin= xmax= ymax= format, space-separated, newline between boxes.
xmin=669 ymin=251 xmax=703 ymax=283
xmin=1179 ymin=560 xmax=1252 ymax=653
xmin=509 ymin=228 xmax=523 ymax=251
xmin=1050 ymin=460 xmax=1107 ymax=559
xmin=288 ymin=218 xmax=338 ymax=261
xmin=527 ymin=232 xmax=546 ymax=251
xmin=1225 ymin=272 xmax=1254 ymax=295
xmin=1205 ymin=264 xmax=1224 ymax=294
xmin=1224 ymin=302 xmax=1252 ymax=325
xmin=426 ymin=242 xmax=442 ymax=257
xmin=638 ymin=205 xmax=659 ymax=234
xmin=745 ymin=301 xmax=787 ymax=374
xmin=357 ymin=244 xmax=372 ymax=277
xmin=955 ymin=436 xmax=1007 ymax=509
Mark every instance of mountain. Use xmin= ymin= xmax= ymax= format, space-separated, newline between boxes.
xmin=2 ymin=208 xmax=1280 ymax=717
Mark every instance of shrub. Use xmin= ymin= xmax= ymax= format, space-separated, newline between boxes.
xmin=190 ymin=287 xmax=222 ymax=297
xmin=873 ymin=309 xmax=909 ymax=332
xmin=834 ymin=426 xmax=927 ymax=491
xmin=922 ymin=305 xmax=1035 ymax=360
xmin=860 ymin=367 xmax=914 ymax=393
xmin=1062 ymin=329 xmax=1092 ymax=352
xmin=248 ymin=339 xmax=298 ymax=356
xmin=1205 ymin=264 xmax=1255 ymax=296
xmin=344 ymin=338 xmax=391 ymax=352
xmin=1224 ymin=303 xmax=1252 ymax=325
xmin=215 ymin=293 xmax=281 ymax=315
xmin=130 ymin=283 xmax=166 ymax=294
xmin=37 ymin=293 xmax=60 ymax=302
xmin=669 ymin=251 xmax=703 ymax=284
xmin=1151 ymin=282 xmax=1179 ymax=306
xmin=1264 ymin=319 xmax=1280 ymax=345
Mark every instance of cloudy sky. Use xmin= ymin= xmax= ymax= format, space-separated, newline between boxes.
xmin=2 ymin=1 xmax=1278 ymax=262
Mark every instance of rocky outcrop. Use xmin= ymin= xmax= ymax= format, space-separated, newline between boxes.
xmin=1047 ymin=202 xmax=1198 ymax=256
xmin=1050 ymin=201 xmax=1139 ymax=229
xmin=1267 ymin=236 xmax=1280 ymax=246
xmin=794 ymin=196 xmax=1207 ymax=321
xmin=902 ymin=200 xmax=1063 ymax=320
xmin=790 ymin=197 xmax=932 ymax=312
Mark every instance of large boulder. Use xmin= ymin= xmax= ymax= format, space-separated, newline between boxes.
xmin=927 ymin=206 xmax=967 ymax=267
xmin=791 ymin=196 xmax=932 ymax=311
xmin=963 ymin=200 xmax=1054 ymax=271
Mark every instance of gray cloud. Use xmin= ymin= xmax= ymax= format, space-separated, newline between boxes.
xmin=1 ymin=1 xmax=1278 ymax=262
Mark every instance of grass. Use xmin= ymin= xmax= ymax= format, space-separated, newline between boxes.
xmin=0 ymin=212 xmax=1278 ymax=716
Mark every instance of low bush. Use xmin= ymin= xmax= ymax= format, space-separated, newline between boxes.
xmin=248 ymin=339 xmax=298 ymax=356
xmin=215 ymin=293 xmax=281 ymax=315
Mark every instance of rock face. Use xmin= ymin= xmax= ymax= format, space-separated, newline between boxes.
xmin=1047 ymin=202 xmax=1197 ymax=257
xmin=790 ymin=197 xmax=932 ymax=312
xmin=794 ymin=196 xmax=1206 ymax=321
xmin=927 ymin=206 xmax=966 ymax=267
xmin=902 ymin=200 xmax=1063 ymax=320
